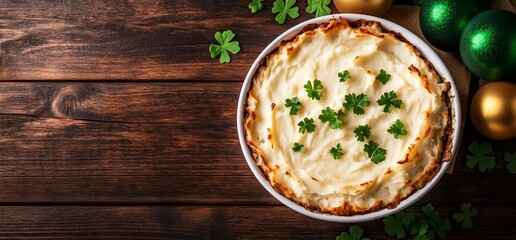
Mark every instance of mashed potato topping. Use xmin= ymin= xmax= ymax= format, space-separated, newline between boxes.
xmin=244 ymin=18 xmax=452 ymax=215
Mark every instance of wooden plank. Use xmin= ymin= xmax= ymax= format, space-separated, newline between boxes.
xmin=0 ymin=82 xmax=513 ymax=204
xmin=0 ymin=205 xmax=511 ymax=239
xmin=0 ymin=0 xmax=336 ymax=81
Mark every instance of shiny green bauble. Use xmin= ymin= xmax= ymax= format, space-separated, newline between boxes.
xmin=420 ymin=0 xmax=489 ymax=52
xmin=460 ymin=10 xmax=516 ymax=81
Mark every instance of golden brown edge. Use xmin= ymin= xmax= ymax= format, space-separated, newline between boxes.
xmin=242 ymin=17 xmax=455 ymax=216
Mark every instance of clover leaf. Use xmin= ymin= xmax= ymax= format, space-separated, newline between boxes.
xmin=452 ymin=203 xmax=479 ymax=229
xmin=466 ymin=141 xmax=495 ymax=172
xmin=249 ymin=0 xmax=264 ymax=13
xmin=272 ymin=0 xmax=299 ymax=24
xmin=306 ymin=0 xmax=331 ymax=18
xmin=383 ymin=212 xmax=407 ymax=239
xmin=209 ymin=30 xmax=241 ymax=64
xmin=505 ymin=151 xmax=516 ymax=174
xmin=336 ymin=226 xmax=370 ymax=240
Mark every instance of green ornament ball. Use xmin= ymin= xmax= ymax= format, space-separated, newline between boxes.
xmin=460 ymin=10 xmax=516 ymax=81
xmin=419 ymin=0 xmax=489 ymax=52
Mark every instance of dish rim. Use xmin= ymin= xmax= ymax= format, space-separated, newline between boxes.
xmin=236 ymin=13 xmax=461 ymax=223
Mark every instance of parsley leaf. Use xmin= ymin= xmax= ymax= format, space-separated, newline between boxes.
xmin=338 ymin=70 xmax=351 ymax=83
xmin=304 ymin=79 xmax=323 ymax=100
xmin=376 ymin=69 xmax=391 ymax=84
xmin=377 ymin=91 xmax=403 ymax=113
xmin=336 ymin=226 xmax=370 ymax=240
xmin=292 ymin=142 xmax=304 ymax=152
xmin=343 ymin=93 xmax=370 ymax=115
xmin=318 ymin=107 xmax=345 ymax=129
xmin=249 ymin=0 xmax=264 ymax=13
xmin=466 ymin=141 xmax=495 ymax=172
xmin=364 ymin=141 xmax=386 ymax=164
xmin=209 ymin=30 xmax=241 ymax=64
xmin=285 ymin=97 xmax=302 ymax=115
xmin=306 ymin=0 xmax=331 ymax=18
xmin=298 ymin=117 xmax=315 ymax=134
xmin=505 ymin=151 xmax=516 ymax=174
xmin=353 ymin=124 xmax=371 ymax=142
xmin=388 ymin=119 xmax=408 ymax=139
xmin=272 ymin=0 xmax=300 ymax=24
xmin=452 ymin=203 xmax=478 ymax=229
xmin=330 ymin=143 xmax=343 ymax=160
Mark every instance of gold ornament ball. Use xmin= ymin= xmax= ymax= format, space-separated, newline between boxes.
xmin=470 ymin=82 xmax=516 ymax=140
xmin=333 ymin=0 xmax=393 ymax=17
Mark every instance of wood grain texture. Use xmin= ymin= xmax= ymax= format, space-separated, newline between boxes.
xmin=0 ymin=205 xmax=511 ymax=239
xmin=0 ymin=0 xmax=337 ymax=81
xmin=0 ymin=82 xmax=513 ymax=205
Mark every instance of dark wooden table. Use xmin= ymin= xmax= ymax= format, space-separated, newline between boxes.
xmin=0 ymin=0 xmax=514 ymax=239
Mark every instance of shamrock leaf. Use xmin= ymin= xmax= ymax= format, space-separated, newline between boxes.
xmin=306 ymin=0 xmax=331 ymax=18
xmin=452 ymin=203 xmax=479 ymax=229
xmin=272 ymin=0 xmax=300 ymax=24
xmin=383 ymin=212 xmax=407 ymax=239
xmin=505 ymin=151 xmax=516 ymax=174
xmin=209 ymin=30 xmax=241 ymax=64
xmin=249 ymin=0 xmax=264 ymax=13
xmin=466 ymin=141 xmax=495 ymax=172
xmin=336 ymin=226 xmax=370 ymax=240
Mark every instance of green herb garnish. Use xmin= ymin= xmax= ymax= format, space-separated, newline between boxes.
xmin=285 ymin=97 xmax=302 ymax=115
xmin=330 ymin=143 xmax=343 ymax=160
xmin=377 ymin=91 xmax=403 ymax=113
xmin=338 ymin=70 xmax=351 ymax=83
xmin=306 ymin=0 xmax=331 ymax=17
xmin=272 ymin=0 xmax=299 ymax=24
xmin=318 ymin=107 xmax=344 ymax=129
xmin=353 ymin=124 xmax=371 ymax=142
xmin=304 ymin=79 xmax=323 ymax=100
xmin=298 ymin=117 xmax=315 ymax=134
xmin=364 ymin=140 xmax=386 ymax=164
xmin=376 ymin=69 xmax=391 ymax=84
xmin=387 ymin=119 xmax=408 ymax=139
xmin=505 ymin=151 xmax=516 ymax=174
xmin=452 ymin=203 xmax=479 ymax=229
xmin=209 ymin=30 xmax=241 ymax=64
xmin=249 ymin=0 xmax=264 ymax=13
xmin=343 ymin=93 xmax=370 ymax=115
xmin=336 ymin=226 xmax=370 ymax=240
xmin=466 ymin=141 xmax=495 ymax=172
xmin=292 ymin=142 xmax=304 ymax=152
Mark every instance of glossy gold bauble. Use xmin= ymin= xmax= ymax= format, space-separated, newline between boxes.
xmin=470 ymin=82 xmax=516 ymax=140
xmin=333 ymin=0 xmax=393 ymax=17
